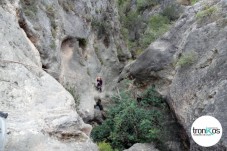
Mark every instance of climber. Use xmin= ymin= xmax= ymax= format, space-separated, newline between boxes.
xmin=94 ymin=99 xmax=103 ymax=111
xmin=94 ymin=99 xmax=106 ymax=124
xmin=96 ymin=76 xmax=103 ymax=92
xmin=0 ymin=111 xmax=8 ymax=151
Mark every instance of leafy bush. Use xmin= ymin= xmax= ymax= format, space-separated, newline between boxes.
xmin=196 ymin=6 xmax=217 ymax=19
xmin=98 ymin=142 xmax=114 ymax=151
xmin=140 ymin=14 xmax=170 ymax=49
xmin=162 ymin=4 xmax=181 ymax=21
xmin=137 ymin=0 xmax=158 ymax=11
xmin=91 ymin=87 xmax=166 ymax=150
xmin=140 ymin=86 xmax=164 ymax=107
xmin=176 ymin=52 xmax=198 ymax=67
xmin=58 ymin=0 xmax=75 ymax=12
xmin=149 ymin=14 xmax=170 ymax=30
xmin=191 ymin=0 xmax=199 ymax=5
xmin=123 ymin=10 xmax=140 ymax=29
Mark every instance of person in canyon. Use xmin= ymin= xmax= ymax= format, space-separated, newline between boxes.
xmin=94 ymin=99 xmax=103 ymax=111
xmin=96 ymin=76 xmax=103 ymax=92
xmin=94 ymin=99 xmax=106 ymax=124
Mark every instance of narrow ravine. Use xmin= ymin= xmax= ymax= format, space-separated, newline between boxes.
xmin=0 ymin=0 xmax=226 ymax=151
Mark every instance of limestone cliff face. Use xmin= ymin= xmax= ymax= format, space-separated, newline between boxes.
xmin=0 ymin=0 xmax=130 ymax=150
xmin=124 ymin=0 xmax=227 ymax=150
xmin=0 ymin=0 xmax=131 ymax=150
xmin=14 ymin=0 xmax=131 ymax=121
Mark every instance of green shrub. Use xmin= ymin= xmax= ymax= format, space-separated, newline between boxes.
xmin=21 ymin=0 xmax=38 ymax=18
xmin=45 ymin=5 xmax=57 ymax=38
xmin=121 ymin=27 xmax=129 ymax=40
xmin=162 ymin=4 xmax=181 ymax=21
xmin=191 ymin=0 xmax=199 ymax=5
xmin=98 ymin=142 xmax=114 ymax=151
xmin=91 ymin=20 xmax=110 ymax=39
xmin=140 ymin=86 xmax=164 ymax=107
xmin=91 ymin=87 xmax=166 ymax=150
xmin=59 ymin=0 xmax=75 ymax=12
xmin=137 ymin=0 xmax=158 ymax=11
xmin=123 ymin=10 xmax=140 ymax=29
xmin=196 ymin=6 xmax=217 ymax=19
xmin=149 ymin=14 xmax=170 ymax=30
xmin=24 ymin=9 xmax=36 ymax=18
xmin=140 ymin=14 xmax=170 ymax=49
xmin=176 ymin=52 xmax=198 ymax=67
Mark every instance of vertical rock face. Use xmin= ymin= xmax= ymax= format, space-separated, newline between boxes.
xmin=125 ymin=0 xmax=227 ymax=150
xmin=0 ymin=0 xmax=126 ymax=150
xmin=15 ymin=0 xmax=131 ymax=121
xmin=0 ymin=0 xmax=131 ymax=149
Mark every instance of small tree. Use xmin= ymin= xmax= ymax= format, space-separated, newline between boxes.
xmin=91 ymin=87 xmax=167 ymax=150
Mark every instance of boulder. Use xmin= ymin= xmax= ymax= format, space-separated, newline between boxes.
xmin=123 ymin=143 xmax=159 ymax=151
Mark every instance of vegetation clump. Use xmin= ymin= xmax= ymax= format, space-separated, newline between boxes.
xmin=21 ymin=0 xmax=38 ymax=18
xmin=176 ymin=52 xmax=198 ymax=67
xmin=117 ymin=0 xmax=179 ymax=58
xmin=196 ymin=6 xmax=217 ymax=19
xmin=191 ymin=0 xmax=199 ymax=5
xmin=91 ymin=86 xmax=168 ymax=150
xmin=98 ymin=142 xmax=115 ymax=151
xmin=140 ymin=14 xmax=170 ymax=48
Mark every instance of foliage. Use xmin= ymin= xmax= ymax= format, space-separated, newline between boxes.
xmin=122 ymin=10 xmax=141 ymax=29
xmin=196 ymin=6 xmax=217 ymax=20
xmin=45 ymin=5 xmax=57 ymax=38
xmin=140 ymin=86 xmax=164 ymax=107
xmin=91 ymin=20 xmax=110 ymax=39
xmin=140 ymin=14 xmax=170 ymax=49
xmin=191 ymin=0 xmax=199 ymax=5
xmin=50 ymin=40 xmax=56 ymax=49
xmin=136 ymin=0 xmax=158 ymax=11
xmin=176 ymin=52 xmax=198 ymax=67
xmin=23 ymin=9 xmax=36 ymax=18
xmin=149 ymin=14 xmax=170 ymax=30
xmin=59 ymin=0 xmax=75 ymax=12
xmin=162 ymin=4 xmax=181 ymax=21
xmin=98 ymin=142 xmax=114 ymax=151
xmin=121 ymin=27 xmax=129 ymax=40
xmin=117 ymin=0 xmax=180 ymax=58
xmin=91 ymin=86 xmax=167 ymax=150
xmin=21 ymin=0 xmax=38 ymax=18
